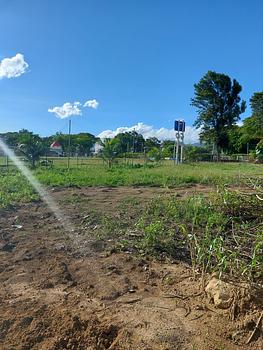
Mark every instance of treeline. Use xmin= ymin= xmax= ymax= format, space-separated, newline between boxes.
xmin=1 ymin=130 xmax=97 ymax=156
xmin=0 ymin=130 xmax=98 ymax=167
xmin=0 ymin=71 xmax=262 ymax=167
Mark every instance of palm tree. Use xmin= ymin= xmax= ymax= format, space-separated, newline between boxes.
xmin=18 ymin=133 xmax=47 ymax=168
xmin=100 ymin=138 xmax=120 ymax=168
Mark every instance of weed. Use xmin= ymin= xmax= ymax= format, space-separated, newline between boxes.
xmin=134 ymin=190 xmax=263 ymax=282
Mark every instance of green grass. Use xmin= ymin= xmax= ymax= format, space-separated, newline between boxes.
xmin=1 ymin=161 xmax=262 ymax=282
xmin=119 ymin=190 xmax=263 ymax=282
xmin=74 ymin=187 xmax=263 ymax=282
xmin=0 ymin=172 xmax=38 ymax=208
xmin=0 ymin=160 xmax=262 ymax=208
xmin=35 ymin=161 xmax=262 ymax=187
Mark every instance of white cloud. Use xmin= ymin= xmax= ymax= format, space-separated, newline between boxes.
xmin=84 ymin=99 xmax=99 ymax=109
xmin=49 ymin=98 xmax=99 ymax=118
xmin=0 ymin=53 xmax=28 ymax=79
xmin=48 ymin=102 xmax=82 ymax=119
xmin=97 ymin=122 xmax=200 ymax=144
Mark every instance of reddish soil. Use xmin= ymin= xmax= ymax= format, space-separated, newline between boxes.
xmin=0 ymin=186 xmax=262 ymax=349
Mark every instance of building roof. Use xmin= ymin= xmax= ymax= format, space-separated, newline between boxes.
xmin=50 ymin=141 xmax=62 ymax=149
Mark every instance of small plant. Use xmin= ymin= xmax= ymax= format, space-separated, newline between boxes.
xmin=99 ymin=139 xmax=120 ymax=168
xmin=18 ymin=132 xmax=47 ymax=168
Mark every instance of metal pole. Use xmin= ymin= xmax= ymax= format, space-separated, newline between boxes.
xmin=176 ymin=133 xmax=179 ymax=165
xmin=132 ymin=129 xmax=135 ymax=165
xmin=173 ymin=133 xmax=176 ymax=165
xmin=67 ymin=118 xmax=71 ymax=170
xmin=180 ymin=133 xmax=184 ymax=163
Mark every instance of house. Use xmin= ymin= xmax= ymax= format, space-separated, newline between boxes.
xmin=90 ymin=142 xmax=103 ymax=155
xmin=49 ymin=141 xmax=63 ymax=156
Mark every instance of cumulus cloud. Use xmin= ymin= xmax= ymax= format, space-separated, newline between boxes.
xmin=0 ymin=53 xmax=28 ymax=79
xmin=48 ymin=102 xmax=82 ymax=119
xmin=84 ymin=99 xmax=99 ymax=109
xmin=97 ymin=122 xmax=200 ymax=144
xmin=49 ymin=98 xmax=99 ymax=118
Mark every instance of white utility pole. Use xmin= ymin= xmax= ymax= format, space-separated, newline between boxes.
xmin=174 ymin=120 xmax=185 ymax=165
xmin=67 ymin=118 xmax=72 ymax=170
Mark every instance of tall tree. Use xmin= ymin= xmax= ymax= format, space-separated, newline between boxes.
xmin=191 ymin=71 xmax=246 ymax=157
xmin=114 ymin=131 xmax=145 ymax=154
xmin=239 ymin=92 xmax=263 ymax=149
xmin=145 ymin=137 xmax=161 ymax=150
xmin=250 ymin=92 xmax=263 ymax=122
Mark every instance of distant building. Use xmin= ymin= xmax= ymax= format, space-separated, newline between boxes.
xmin=49 ymin=141 xmax=63 ymax=156
xmin=91 ymin=142 xmax=103 ymax=155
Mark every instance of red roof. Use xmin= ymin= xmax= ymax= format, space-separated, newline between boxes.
xmin=50 ymin=141 xmax=62 ymax=148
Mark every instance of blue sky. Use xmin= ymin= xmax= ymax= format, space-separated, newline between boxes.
xmin=0 ymin=0 xmax=262 ymax=141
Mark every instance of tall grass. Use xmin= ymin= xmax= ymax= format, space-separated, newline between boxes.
xmin=135 ymin=190 xmax=263 ymax=282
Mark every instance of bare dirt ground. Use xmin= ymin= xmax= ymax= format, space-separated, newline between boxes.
xmin=0 ymin=186 xmax=262 ymax=350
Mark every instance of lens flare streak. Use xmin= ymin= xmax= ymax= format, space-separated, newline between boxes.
xmin=0 ymin=138 xmax=74 ymax=234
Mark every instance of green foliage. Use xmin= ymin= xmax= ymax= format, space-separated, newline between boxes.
xmin=0 ymin=171 xmax=38 ymax=208
xmin=1 ymin=161 xmax=262 ymax=282
xmin=184 ymin=145 xmax=211 ymax=161
xmin=52 ymin=132 xmax=97 ymax=155
xmin=18 ymin=131 xmax=47 ymax=168
xmin=162 ymin=141 xmax=175 ymax=158
xmin=240 ymin=116 xmax=262 ymax=147
xmin=162 ymin=145 xmax=174 ymax=158
xmin=136 ymin=191 xmax=263 ymax=281
xmin=113 ymin=131 xmax=145 ymax=154
xmin=1 ymin=161 xmax=262 ymax=207
xmin=100 ymin=138 xmax=120 ymax=168
xmin=147 ymin=147 xmax=163 ymax=162
xmin=145 ymin=137 xmax=161 ymax=150
xmin=32 ymin=161 xmax=263 ymax=188
xmin=192 ymin=71 xmax=246 ymax=156
xmin=250 ymin=91 xmax=263 ymax=122
xmin=255 ymin=139 xmax=263 ymax=162
xmin=237 ymin=92 xmax=263 ymax=151
xmin=0 ymin=130 xmax=97 ymax=157
xmin=256 ymin=139 xmax=263 ymax=154
xmin=226 ymin=125 xmax=244 ymax=154
xmin=137 ymin=219 xmax=174 ymax=254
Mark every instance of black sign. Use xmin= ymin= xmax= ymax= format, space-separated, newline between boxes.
xmin=174 ymin=120 xmax=185 ymax=132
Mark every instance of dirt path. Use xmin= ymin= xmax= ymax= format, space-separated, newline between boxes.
xmin=0 ymin=186 xmax=262 ymax=349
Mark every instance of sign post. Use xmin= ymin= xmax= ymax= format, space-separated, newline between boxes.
xmin=174 ymin=120 xmax=185 ymax=165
